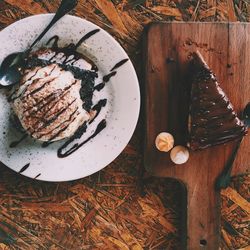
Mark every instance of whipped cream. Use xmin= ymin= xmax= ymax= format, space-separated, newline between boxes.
xmin=11 ymin=63 xmax=93 ymax=142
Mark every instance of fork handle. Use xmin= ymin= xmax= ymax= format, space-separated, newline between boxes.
xmin=29 ymin=0 xmax=78 ymax=49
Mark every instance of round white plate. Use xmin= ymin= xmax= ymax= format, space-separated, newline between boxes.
xmin=0 ymin=14 xmax=140 ymax=182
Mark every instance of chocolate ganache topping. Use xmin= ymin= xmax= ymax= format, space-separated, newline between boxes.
xmin=188 ymin=51 xmax=248 ymax=150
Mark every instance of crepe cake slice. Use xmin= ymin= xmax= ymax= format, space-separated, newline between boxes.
xmin=188 ymin=51 xmax=247 ymax=150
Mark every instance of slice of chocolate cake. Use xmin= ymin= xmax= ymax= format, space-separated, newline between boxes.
xmin=188 ymin=51 xmax=247 ymax=150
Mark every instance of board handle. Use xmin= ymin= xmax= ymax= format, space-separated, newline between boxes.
xmin=181 ymin=180 xmax=221 ymax=250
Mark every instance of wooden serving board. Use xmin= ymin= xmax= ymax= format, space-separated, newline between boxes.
xmin=143 ymin=23 xmax=250 ymax=250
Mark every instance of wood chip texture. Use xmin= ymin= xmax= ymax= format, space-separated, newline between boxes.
xmin=0 ymin=0 xmax=249 ymax=249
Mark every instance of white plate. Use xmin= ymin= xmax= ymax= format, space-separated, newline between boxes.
xmin=0 ymin=14 xmax=140 ymax=182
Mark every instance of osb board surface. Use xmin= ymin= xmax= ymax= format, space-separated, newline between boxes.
xmin=0 ymin=0 xmax=249 ymax=249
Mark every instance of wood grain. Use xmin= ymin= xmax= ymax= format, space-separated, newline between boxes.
xmin=0 ymin=1 xmax=249 ymax=249
xmin=143 ymin=22 xmax=250 ymax=249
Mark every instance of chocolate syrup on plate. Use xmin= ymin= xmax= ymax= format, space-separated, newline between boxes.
xmin=110 ymin=58 xmax=129 ymax=71
xmin=58 ymin=119 xmax=107 ymax=158
xmin=90 ymin=99 xmax=107 ymax=124
xmin=34 ymin=173 xmax=41 ymax=179
xmin=94 ymin=72 xmax=117 ymax=91
xmin=19 ymin=163 xmax=30 ymax=173
xmin=9 ymin=134 xmax=28 ymax=148
xmin=94 ymin=58 xmax=129 ymax=91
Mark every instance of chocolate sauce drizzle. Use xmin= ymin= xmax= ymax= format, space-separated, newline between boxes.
xmin=34 ymin=173 xmax=41 ymax=179
xmin=110 ymin=59 xmax=129 ymax=71
xmin=74 ymin=29 xmax=100 ymax=50
xmin=58 ymin=119 xmax=107 ymax=158
xmin=46 ymin=29 xmax=100 ymax=72
xmin=90 ymin=99 xmax=107 ymax=124
xmin=8 ymin=29 xmax=129 ymax=159
xmin=94 ymin=72 xmax=117 ymax=91
xmin=25 ymin=87 xmax=72 ymax=115
xmin=10 ymin=134 xmax=28 ymax=148
xmin=55 ymin=58 xmax=129 ymax=157
xmin=94 ymin=59 xmax=128 ymax=91
xmin=46 ymin=35 xmax=59 ymax=48
xmin=41 ymin=113 xmax=78 ymax=148
xmin=19 ymin=163 xmax=30 ymax=173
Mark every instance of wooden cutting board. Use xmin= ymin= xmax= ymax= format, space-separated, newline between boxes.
xmin=143 ymin=23 xmax=250 ymax=250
